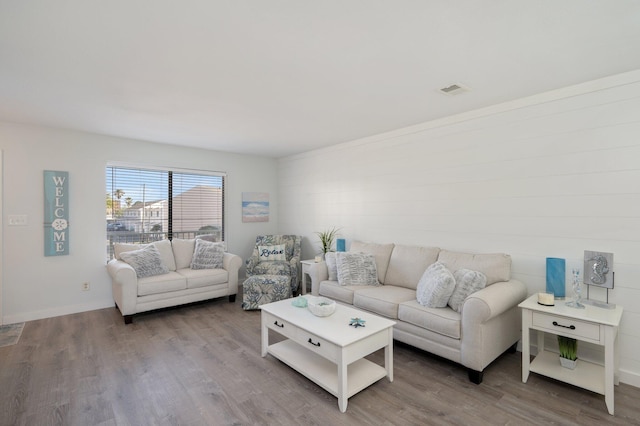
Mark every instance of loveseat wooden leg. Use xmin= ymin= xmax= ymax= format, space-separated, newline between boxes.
xmin=229 ymin=294 xmax=236 ymax=303
xmin=124 ymin=315 xmax=133 ymax=325
xmin=468 ymin=369 xmax=483 ymax=385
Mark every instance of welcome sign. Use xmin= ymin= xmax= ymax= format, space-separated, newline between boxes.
xmin=44 ymin=170 xmax=69 ymax=256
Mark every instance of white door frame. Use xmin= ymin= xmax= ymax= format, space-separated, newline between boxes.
xmin=0 ymin=149 xmax=3 ymax=325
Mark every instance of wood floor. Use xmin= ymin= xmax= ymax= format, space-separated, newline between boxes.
xmin=1 ymin=297 xmax=639 ymax=426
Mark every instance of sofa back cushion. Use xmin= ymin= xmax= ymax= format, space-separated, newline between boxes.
xmin=437 ymin=250 xmax=511 ymax=285
xmin=349 ymin=241 xmax=394 ymax=284
xmin=384 ymin=245 xmax=440 ymax=289
xmin=172 ymin=238 xmax=196 ymax=270
xmin=114 ymin=239 xmax=176 ymax=271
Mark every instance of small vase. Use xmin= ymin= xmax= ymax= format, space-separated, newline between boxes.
xmin=560 ymin=357 xmax=578 ymax=370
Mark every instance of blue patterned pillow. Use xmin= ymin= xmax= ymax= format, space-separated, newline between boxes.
xmin=258 ymin=244 xmax=286 ymax=261
xmin=120 ymin=244 xmax=169 ymax=278
xmin=190 ymin=239 xmax=225 ymax=269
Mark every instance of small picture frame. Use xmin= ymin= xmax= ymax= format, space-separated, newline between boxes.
xmin=583 ymin=250 xmax=614 ymax=289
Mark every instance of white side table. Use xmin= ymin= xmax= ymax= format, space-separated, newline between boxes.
xmin=300 ymin=259 xmax=317 ymax=295
xmin=519 ymin=294 xmax=623 ymax=415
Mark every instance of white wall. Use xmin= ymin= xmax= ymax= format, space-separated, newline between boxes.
xmin=0 ymin=124 xmax=278 ymax=324
xmin=278 ymin=70 xmax=640 ymax=387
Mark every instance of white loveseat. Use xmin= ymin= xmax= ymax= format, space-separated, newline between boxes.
xmin=308 ymin=241 xmax=528 ymax=384
xmin=107 ymin=238 xmax=242 ymax=324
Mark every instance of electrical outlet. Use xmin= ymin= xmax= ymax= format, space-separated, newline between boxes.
xmin=82 ymin=282 xmax=90 ymax=291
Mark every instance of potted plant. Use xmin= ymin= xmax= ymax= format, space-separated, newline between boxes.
xmin=315 ymin=227 xmax=340 ymax=256
xmin=558 ymin=335 xmax=578 ymax=369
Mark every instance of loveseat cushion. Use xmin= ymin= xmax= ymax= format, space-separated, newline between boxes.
xmin=172 ymin=239 xmax=196 ymax=270
xmin=177 ymin=268 xmax=229 ymax=289
xmin=384 ymin=245 xmax=440 ymax=289
xmin=114 ymin=240 xmax=176 ymax=271
xmin=120 ymin=244 xmax=170 ymax=278
xmin=398 ymin=300 xmax=461 ymax=340
xmin=137 ymin=271 xmax=187 ymax=296
xmin=437 ymin=250 xmax=511 ymax=285
xmin=350 ymin=241 xmax=394 ymax=283
xmin=190 ymin=239 xmax=225 ymax=269
xmin=353 ymin=286 xmax=416 ymax=319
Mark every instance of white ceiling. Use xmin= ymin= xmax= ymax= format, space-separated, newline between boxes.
xmin=1 ymin=1 xmax=639 ymax=158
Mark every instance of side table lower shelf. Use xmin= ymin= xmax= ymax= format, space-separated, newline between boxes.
xmin=268 ymin=339 xmax=388 ymax=400
xmin=530 ymin=350 xmax=605 ymax=395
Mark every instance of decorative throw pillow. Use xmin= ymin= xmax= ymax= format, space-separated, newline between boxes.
xmin=258 ymin=244 xmax=286 ymax=261
xmin=448 ymin=269 xmax=487 ymax=313
xmin=325 ymin=251 xmax=338 ymax=281
xmin=120 ymin=244 xmax=169 ymax=278
xmin=190 ymin=239 xmax=225 ymax=269
xmin=416 ymin=262 xmax=456 ymax=308
xmin=336 ymin=252 xmax=379 ymax=286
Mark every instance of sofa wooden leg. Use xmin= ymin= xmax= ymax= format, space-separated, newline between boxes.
xmin=468 ymin=369 xmax=483 ymax=385
xmin=508 ymin=342 xmax=518 ymax=354
xmin=124 ymin=315 xmax=133 ymax=325
xmin=229 ymin=294 xmax=236 ymax=303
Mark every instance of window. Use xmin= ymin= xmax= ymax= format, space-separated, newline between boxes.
xmin=106 ymin=165 xmax=225 ymax=260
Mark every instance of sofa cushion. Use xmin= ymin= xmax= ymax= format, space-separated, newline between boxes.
xmin=190 ymin=239 xmax=225 ymax=269
xmin=120 ymin=244 xmax=170 ymax=278
xmin=353 ymin=286 xmax=416 ymax=319
xmin=437 ymin=250 xmax=511 ymax=285
xmin=114 ymin=239 xmax=176 ymax=271
xmin=258 ymin=244 xmax=286 ymax=261
xmin=172 ymin=239 xmax=196 ymax=270
xmin=137 ymin=271 xmax=187 ymax=296
xmin=318 ymin=281 xmax=379 ymax=305
xmin=416 ymin=262 xmax=456 ymax=308
xmin=350 ymin=241 xmax=394 ymax=283
xmin=336 ymin=252 xmax=379 ymax=286
xmin=448 ymin=269 xmax=487 ymax=313
xmin=325 ymin=252 xmax=338 ymax=281
xmin=178 ymin=268 xmax=229 ymax=289
xmin=384 ymin=245 xmax=440 ymax=289
xmin=398 ymin=300 xmax=461 ymax=340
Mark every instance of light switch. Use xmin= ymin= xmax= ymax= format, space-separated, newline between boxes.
xmin=8 ymin=214 xmax=27 ymax=226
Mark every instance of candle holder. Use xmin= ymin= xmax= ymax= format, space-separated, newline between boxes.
xmin=565 ymin=268 xmax=585 ymax=309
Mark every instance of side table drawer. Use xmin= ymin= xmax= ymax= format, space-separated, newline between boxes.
xmin=263 ymin=312 xmax=298 ymax=340
xmin=295 ymin=330 xmax=339 ymax=362
xmin=532 ymin=312 xmax=600 ymax=341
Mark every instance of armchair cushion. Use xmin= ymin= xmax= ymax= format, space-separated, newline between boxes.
xmin=258 ymin=244 xmax=286 ymax=261
xmin=190 ymin=239 xmax=225 ymax=269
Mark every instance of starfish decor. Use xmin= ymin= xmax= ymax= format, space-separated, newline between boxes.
xmin=349 ymin=317 xmax=366 ymax=328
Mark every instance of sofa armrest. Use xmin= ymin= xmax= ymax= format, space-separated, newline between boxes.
xmin=463 ymin=279 xmax=528 ymax=323
xmin=107 ymin=259 xmax=138 ymax=316
xmin=308 ymin=261 xmax=328 ymax=296
xmin=223 ymin=253 xmax=243 ymax=295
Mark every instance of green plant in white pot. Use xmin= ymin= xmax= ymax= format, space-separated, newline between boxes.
xmin=315 ymin=227 xmax=340 ymax=256
xmin=558 ymin=335 xmax=578 ymax=369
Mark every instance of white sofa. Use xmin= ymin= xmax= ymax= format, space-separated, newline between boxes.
xmin=107 ymin=238 xmax=242 ymax=324
xmin=308 ymin=241 xmax=528 ymax=384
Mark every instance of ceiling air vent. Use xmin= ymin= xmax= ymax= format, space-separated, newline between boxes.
xmin=439 ymin=83 xmax=471 ymax=96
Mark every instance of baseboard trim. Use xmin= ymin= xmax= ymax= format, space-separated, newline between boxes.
xmin=2 ymin=300 xmax=115 ymax=325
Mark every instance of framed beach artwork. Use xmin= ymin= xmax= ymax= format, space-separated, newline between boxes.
xmin=242 ymin=192 xmax=269 ymax=222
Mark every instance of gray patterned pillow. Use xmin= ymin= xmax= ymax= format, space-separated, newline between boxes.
xmin=336 ymin=252 xmax=379 ymax=286
xmin=325 ymin=252 xmax=338 ymax=281
xmin=190 ymin=239 xmax=225 ymax=269
xmin=120 ymin=244 xmax=169 ymax=278
xmin=416 ymin=262 xmax=456 ymax=308
xmin=448 ymin=269 xmax=487 ymax=313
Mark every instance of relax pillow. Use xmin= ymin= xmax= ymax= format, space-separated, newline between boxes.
xmin=336 ymin=252 xmax=379 ymax=286
xmin=448 ymin=269 xmax=487 ymax=313
xmin=258 ymin=244 xmax=286 ymax=261
xmin=190 ymin=239 xmax=225 ymax=269
xmin=416 ymin=262 xmax=456 ymax=308
xmin=325 ymin=251 xmax=338 ymax=281
xmin=120 ymin=244 xmax=169 ymax=278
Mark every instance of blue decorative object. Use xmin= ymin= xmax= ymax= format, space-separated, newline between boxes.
xmin=546 ymin=257 xmax=566 ymax=299
xmin=349 ymin=317 xmax=366 ymax=328
xmin=291 ymin=295 xmax=308 ymax=308
xmin=336 ymin=238 xmax=346 ymax=252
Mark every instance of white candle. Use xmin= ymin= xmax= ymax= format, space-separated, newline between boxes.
xmin=538 ymin=292 xmax=554 ymax=306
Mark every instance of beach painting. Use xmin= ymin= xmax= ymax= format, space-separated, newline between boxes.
xmin=242 ymin=192 xmax=269 ymax=222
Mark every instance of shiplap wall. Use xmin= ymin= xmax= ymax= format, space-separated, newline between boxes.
xmin=277 ymin=71 xmax=640 ymax=387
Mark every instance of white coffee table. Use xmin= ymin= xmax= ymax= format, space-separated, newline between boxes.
xmin=260 ymin=296 xmax=396 ymax=412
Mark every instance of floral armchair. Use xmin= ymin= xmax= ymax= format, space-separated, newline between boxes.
xmin=245 ymin=235 xmax=302 ymax=294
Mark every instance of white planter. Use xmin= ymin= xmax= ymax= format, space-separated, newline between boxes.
xmin=559 ymin=356 xmax=578 ymax=370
